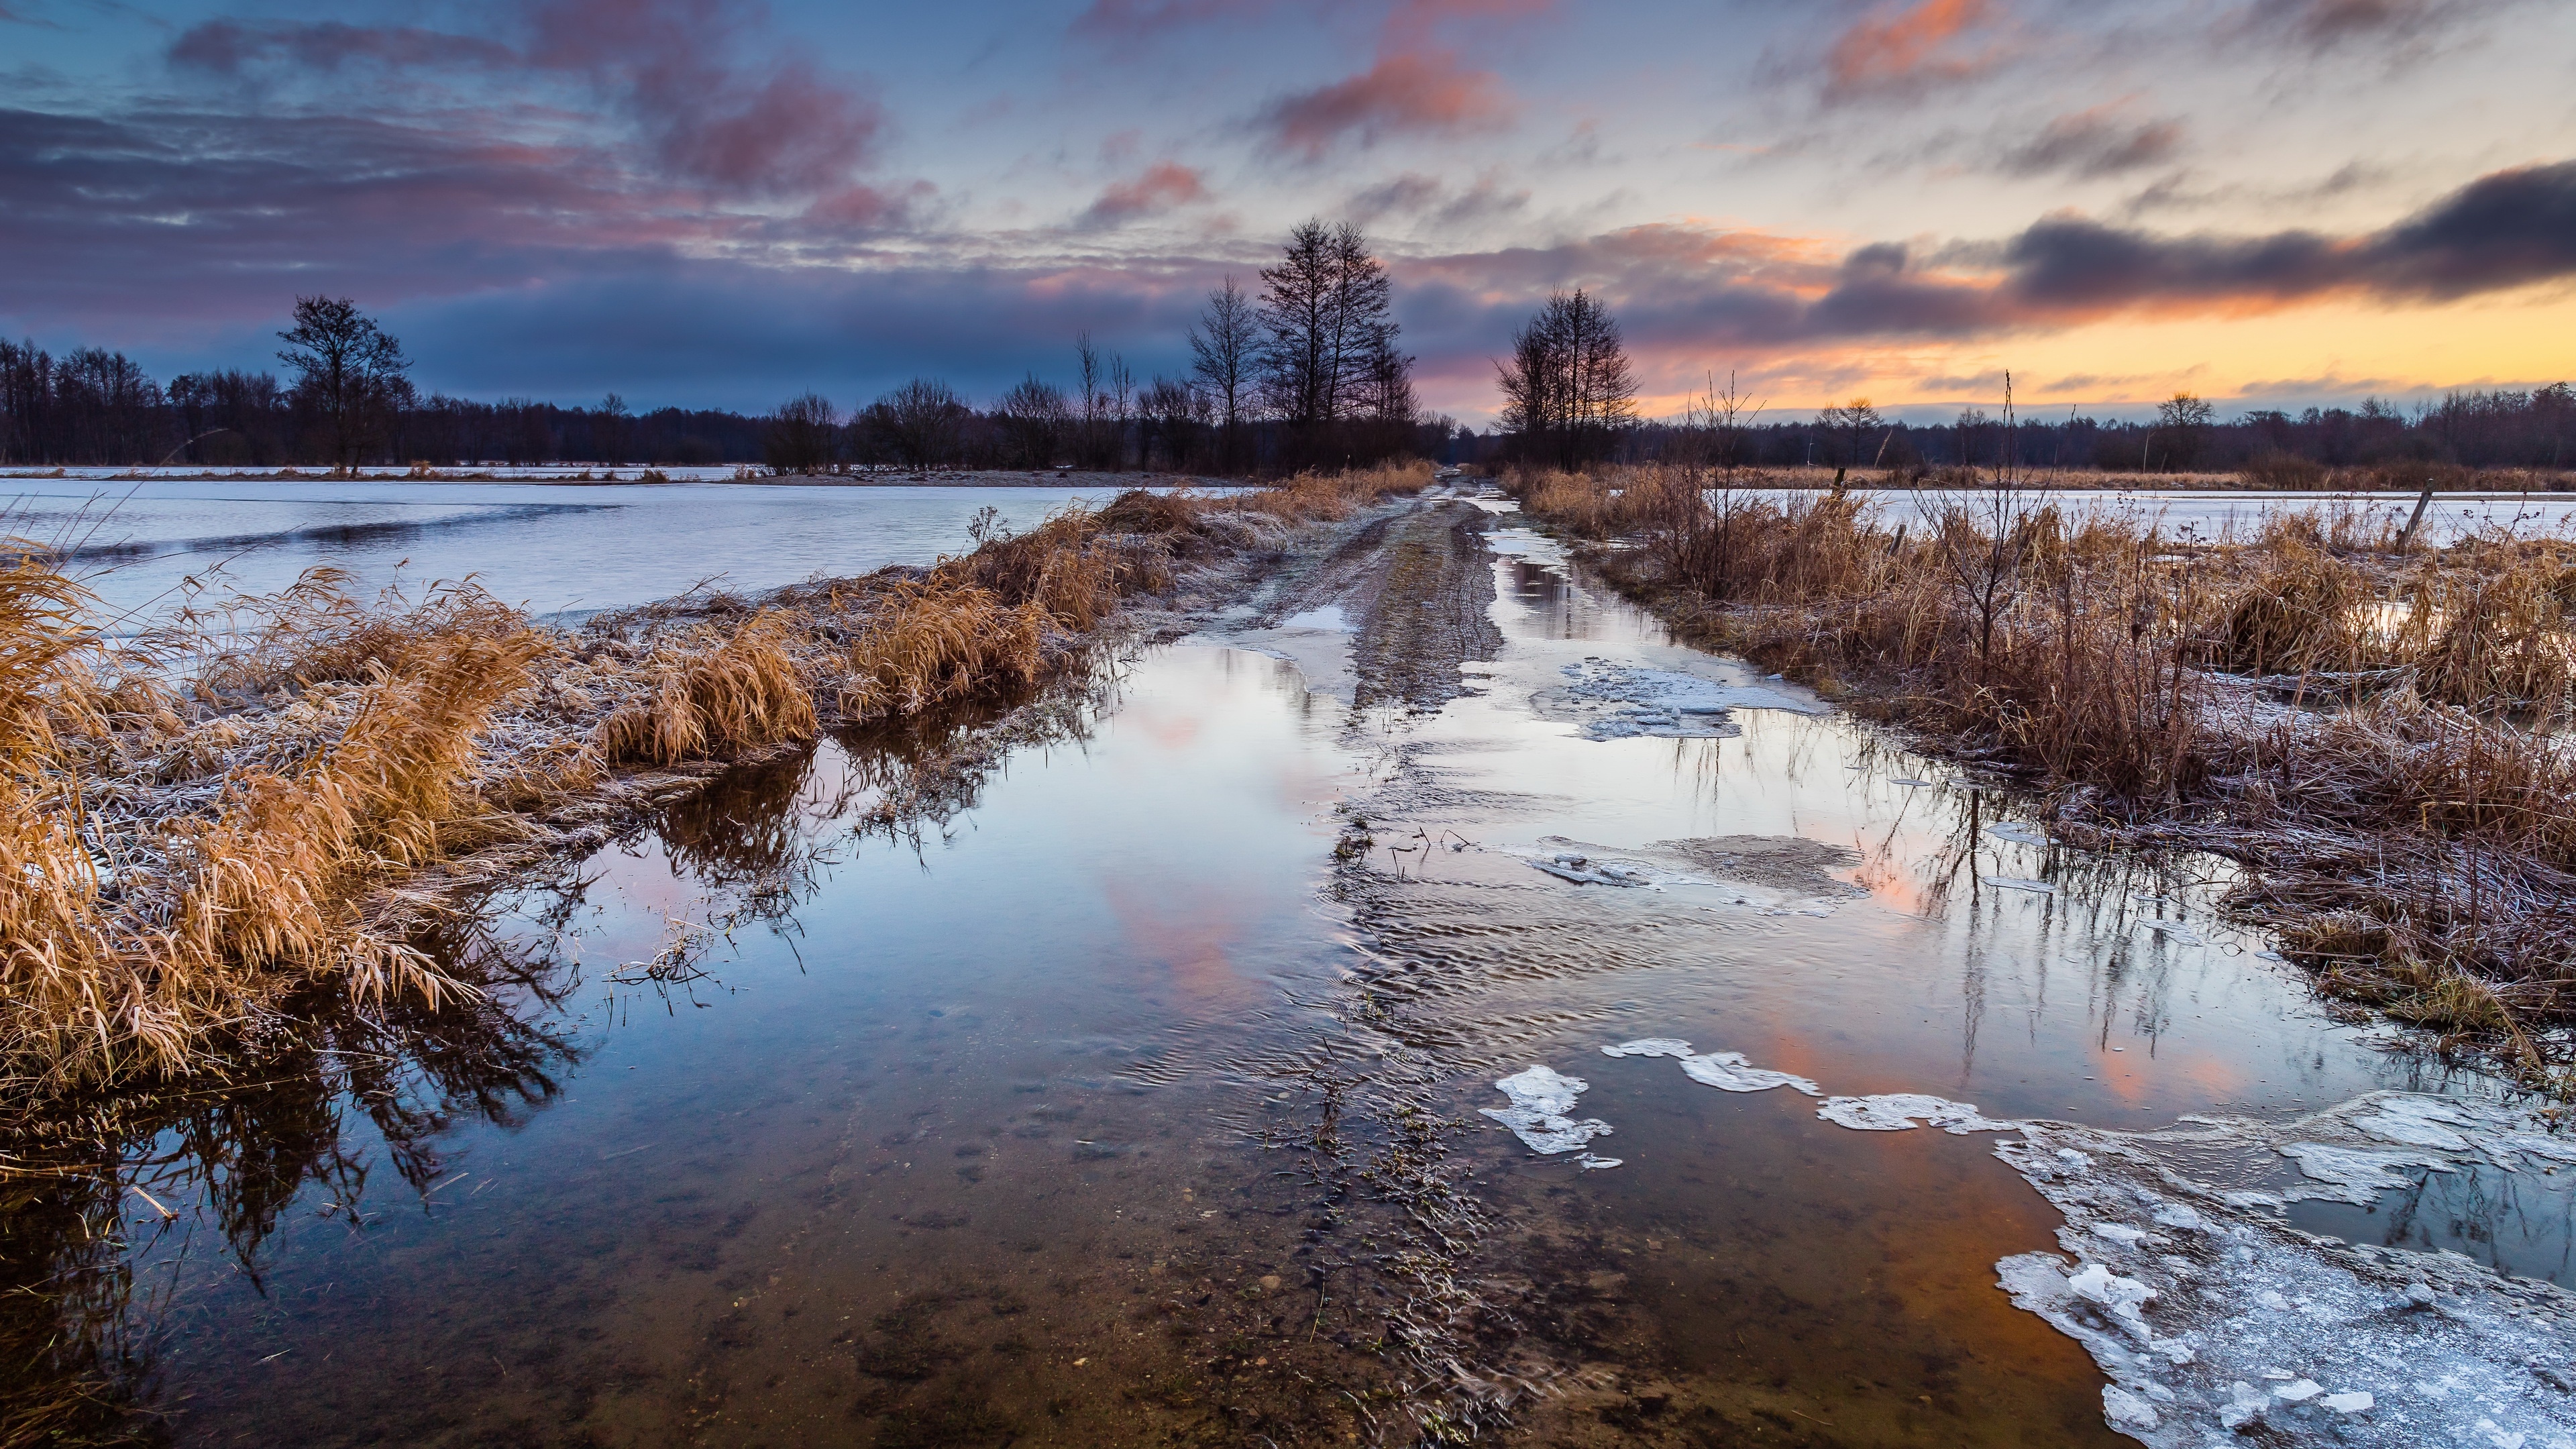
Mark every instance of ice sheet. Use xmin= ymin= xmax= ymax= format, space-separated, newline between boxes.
xmin=1591 ymin=1036 xmax=2576 ymax=1446
xmin=1539 ymin=658 xmax=1819 ymax=741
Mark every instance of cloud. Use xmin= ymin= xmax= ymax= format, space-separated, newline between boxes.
xmin=1248 ymin=0 xmax=1546 ymax=158
xmin=2239 ymin=0 xmax=2487 ymax=49
xmin=1262 ymin=50 xmax=1511 ymax=158
xmin=1070 ymin=0 xmax=1279 ymax=35
xmin=1391 ymin=160 xmax=2576 ymax=367
xmin=1823 ymin=0 xmax=2011 ymax=102
xmin=1347 ymin=169 xmax=1528 ymax=226
xmin=165 ymin=0 xmax=888 ymax=199
xmin=2001 ymin=107 xmax=2184 ymax=178
xmin=170 ymin=20 xmax=516 ymax=72
xmin=1082 ymin=161 xmax=1208 ymax=225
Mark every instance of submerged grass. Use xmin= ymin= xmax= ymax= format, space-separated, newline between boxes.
xmin=0 ymin=466 xmax=1431 ymax=1114
xmin=1511 ymin=464 xmax=2576 ymax=1083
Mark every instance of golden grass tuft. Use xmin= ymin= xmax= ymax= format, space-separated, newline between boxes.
xmin=839 ymin=582 xmax=1046 ymax=721
xmin=596 ymin=610 xmax=818 ymax=766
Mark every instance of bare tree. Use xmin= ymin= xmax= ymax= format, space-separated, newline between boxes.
xmin=1680 ymin=368 xmax=1764 ymax=474
xmin=1075 ymin=333 xmax=1110 ymax=470
xmin=1815 ymin=397 xmax=1886 ymax=472
xmin=1257 ymin=219 xmax=1407 ymax=462
xmin=596 ymin=392 xmax=629 ymax=466
xmin=2151 ymin=392 xmax=2215 ymax=471
xmin=995 ymin=374 xmax=1071 ymax=469
xmin=1495 ymin=289 xmax=1637 ymax=469
xmin=763 ymin=392 xmax=840 ymax=474
xmin=1108 ymin=353 xmax=1136 ymax=472
xmin=276 ymin=296 xmax=413 ymax=472
xmin=1189 ymin=275 xmax=1258 ymax=472
xmin=859 ymin=378 xmax=969 ymax=469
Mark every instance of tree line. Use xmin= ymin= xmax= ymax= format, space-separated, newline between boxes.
xmin=16 ymin=240 xmax=2573 ymax=476
xmin=1477 ymin=288 xmax=2574 ymax=474
xmin=0 ymin=221 xmax=1456 ymax=476
xmin=764 ymin=219 xmax=1442 ymax=475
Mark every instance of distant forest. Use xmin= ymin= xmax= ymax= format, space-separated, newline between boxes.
xmin=5 ymin=309 xmax=2569 ymax=477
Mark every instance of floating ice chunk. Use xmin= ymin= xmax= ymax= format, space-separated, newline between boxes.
xmin=2274 ymin=1379 xmax=2323 ymax=1401
xmin=2132 ymin=918 xmax=2204 ymax=945
xmin=1679 ymin=1051 xmax=1822 ymax=1097
xmin=2150 ymin=1203 xmax=2204 ymax=1230
xmin=2101 ymin=1385 xmax=2161 ymax=1430
xmin=1529 ymin=853 xmax=1652 ymax=887
xmin=1601 ymin=1038 xmax=1695 ymax=1059
xmin=1980 ymin=875 xmax=2055 ymax=894
xmin=2069 ymin=1262 xmax=2158 ymax=1337
xmin=2349 ymin=1097 xmax=2475 ymax=1151
xmin=2320 ymin=1391 xmax=2373 ymax=1413
xmin=1576 ymin=1153 xmax=1622 ymax=1170
xmin=1986 ymin=822 xmax=2051 ymax=847
xmin=2220 ymin=1380 xmax=2271 ymax=1429
xmin=2279 ymin=1141 xmax=2455 ymax=1203
xmin=1549 ymin=660 xmax=1800 ymax=741
xmin=1819 ymin=1093 xmax=2015 ymax=1133
xmin=1481 ymin=1065 xmax=1615 ymax=1156
xmin=2092 ymin=1222 xmax=2149 ymax=1245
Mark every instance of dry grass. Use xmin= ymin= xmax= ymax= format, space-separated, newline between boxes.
xmin=1512 ymin=464 xmax=2576 ymax=1079
xmin=0 ymin=467 xmax=1430 ymax=1108
xmin=596 ymin=610 xmax=818 ymax=766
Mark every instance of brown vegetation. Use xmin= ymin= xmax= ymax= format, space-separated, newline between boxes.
xmin=0 ymin=464 xmax=1432 ymax=1112
xmin=1511 ymin=464 xmax=2576 ymax=1083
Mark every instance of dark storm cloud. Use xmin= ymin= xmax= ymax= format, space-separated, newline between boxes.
xmin=1397 ymin=160 xmax=2576 ymax=361
xmin=166 ymin=0 xmax=888 ymax=198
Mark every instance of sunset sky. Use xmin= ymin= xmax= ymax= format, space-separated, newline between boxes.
xmin=6 ymin=0 xmax=2573 ymax=423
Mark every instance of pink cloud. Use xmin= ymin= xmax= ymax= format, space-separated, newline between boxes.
xmin=1263 ymin=50 xmax=1512 ymax=158
xmin=1083 ymin=161 xmax=1208 ymax=224
xmin=1823 ymin=0 xmax=2011 ymax=101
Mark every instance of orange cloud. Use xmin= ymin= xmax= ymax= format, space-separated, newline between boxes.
xmin=1082 ymin=160 xmax=1206 ymax=223
xmin=1265 ymin=50 xmax=1511 ymax=158
xmin=1825 ymin=0 xmax=2008 ymax=101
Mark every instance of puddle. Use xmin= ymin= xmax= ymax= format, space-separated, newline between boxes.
xmin=8 ymin=498 xmax=2573 ymax=1446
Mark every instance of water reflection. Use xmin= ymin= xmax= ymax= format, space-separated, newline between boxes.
xmin=0 ymin=678 xmax=1106 ymax=1443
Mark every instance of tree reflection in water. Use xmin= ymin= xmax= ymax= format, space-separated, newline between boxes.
xmin=0 ymin=669 xmax=1110 ymax=1444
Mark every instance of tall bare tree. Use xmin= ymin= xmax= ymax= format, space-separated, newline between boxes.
xmin=1257 ymin=219 xmax=1406 ymax=462
xmin=276 ymin=296 xmax=413 ymax=472
xmin=1495 ymin=289 xmax=1637 ymax=469
xmin=1189 ymin=276 xmax=1258 ymax=473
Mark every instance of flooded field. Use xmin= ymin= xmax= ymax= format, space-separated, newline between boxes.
xmin=1 ymin=479 xmax=1226 ymax=621
xmin=9 ymin=488 xmax=2573 ymax=1446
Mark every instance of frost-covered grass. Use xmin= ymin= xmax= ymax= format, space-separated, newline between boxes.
xmin=0 ymin=472 xmax=1430 ymax=1112
xmin=1513 ymin=466 xmax=2576 ymax=1087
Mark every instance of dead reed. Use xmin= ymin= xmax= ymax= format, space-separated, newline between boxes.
xmin=0 ymin=467 xmax=1432 ymax=1110
xmin=1512 ymin=464 xmax=2576 ymax=1079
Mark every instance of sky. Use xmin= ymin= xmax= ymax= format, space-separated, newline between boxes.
xmin=5 ymin=0 xmax=2575 ymax=424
